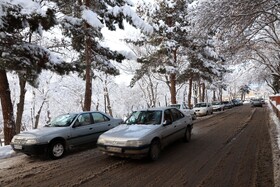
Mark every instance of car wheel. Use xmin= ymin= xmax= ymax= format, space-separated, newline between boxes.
xmin=193 ymin=113 xmax=197 ymax=120
xmin=48 ymin=141 xmax=65 ymax=159
xmin=184 ymin=127 xmax=191 ymax=142
xmin=149 ymin=140 xmax=161 ymax=161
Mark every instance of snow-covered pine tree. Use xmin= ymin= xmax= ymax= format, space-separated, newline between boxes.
xmin=129 ymin=0 xmax=191 ymax=104
xmin=0 ymin=0 xmax=78 ymax=144
xmin=57 ymin=0 xmax=153 ymax=111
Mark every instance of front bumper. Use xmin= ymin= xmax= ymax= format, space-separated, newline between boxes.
xmin=97 ymin=144 xmax=150 ymax=158
xmin=11 ymin=143 xmax=48 ymax=155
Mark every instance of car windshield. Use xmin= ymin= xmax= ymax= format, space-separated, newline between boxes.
xmin=195 ymin=103 xmax=207 ymax=108
xmin=125 ymin=110 xmax=162 ymax=125
xmin=48 ymin=114 xmax=77 ymax=127
xmin=212 ymin=102 xmax=221 ymax=105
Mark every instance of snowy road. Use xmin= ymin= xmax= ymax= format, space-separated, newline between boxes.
xmin=0 ymin=104 xmax=277 ymax=187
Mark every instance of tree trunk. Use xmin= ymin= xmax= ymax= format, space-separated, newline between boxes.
xmin=188 ymin=78 xmax=193 ymax=108
xmin=83 ymin=0 xmax=92 ymax=111
xmin=219 ymin=86 xmax=223 ymax=102
xmin=34 ymin=100 xmax=45 ymax=129
xmin=213 ymin=90 xmax=216 ymax=101
xmin=104 ymin=76 xmax=113 ymax=116
xmin=148 ymin=75 xmax=157 ymax=107
xmin=201 ymin=82 xmax=205 ymax=102
xmin=15 ymin=76 xmax=26 ymax=134
xmin=193 ymin=82 xmax=198 ymax=105
xmin=170 ymin=73 xmax=176 ymax=104
xmin=0 ymin=69 xmax=16 ymax=145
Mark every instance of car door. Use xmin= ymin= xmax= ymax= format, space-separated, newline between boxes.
xmin=161 ymin=109 xmax=179 ymax=146
xmin=170 ymin=108 xmax=187 ymax=141
xmin=90 ymin=112 xmax=113 ymax=142
xmin=69 ymin=113 xmax=94 ymax=146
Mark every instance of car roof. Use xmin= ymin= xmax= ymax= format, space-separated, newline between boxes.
xmin=65 ymin=111 xmax=104 ymax=115
xmin=136 ymin=107 xmax=176 ymax=111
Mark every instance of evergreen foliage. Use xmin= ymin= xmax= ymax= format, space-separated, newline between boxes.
xmin=0 ymin=1 xmax=78 ymax=87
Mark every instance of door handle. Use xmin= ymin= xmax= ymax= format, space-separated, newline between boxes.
xmin=108 ymin=124 xmax=111 ymax=126
xmin=89 ymin=128 xmax=93 ymax=130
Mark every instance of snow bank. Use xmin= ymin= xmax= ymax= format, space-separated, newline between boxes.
xmin=0 ymin=145 xmax=16 ymax=159
xmin=268 ymin=102 xmax=280 ymax=150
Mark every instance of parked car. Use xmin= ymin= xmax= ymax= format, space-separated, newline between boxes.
xmin=232 ymin=99 xmax=243 ymax=106
xmin=11 ymin=111 xmax=123 ymax=159
xmin=192 ymin=102 xmax=213 ymax=116
xmin=97 ymin=107 xmax=193 ymax=161
xmin=222 ymin=101 xmax=234 ymax=109
xmin=251 ymin=98 xmax=263 ymax=107
xmin=212 ymin=101 xmax=225 ymax=111
xmin=168 ymin=103 xmax=196 ymax=120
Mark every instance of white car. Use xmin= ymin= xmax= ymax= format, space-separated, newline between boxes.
xmin=192 ymin=102 xmax=213 ymax=116
xmin=97 ymin=107 xmax=193 ymax=161
xmin=168 ymin=103 xmax=196 ymax=120
xmin=212 ymin=101 xmax=225 ymax=111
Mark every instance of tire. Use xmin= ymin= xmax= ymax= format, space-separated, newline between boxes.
xmin=192 ymin=113 xmax=197 ymax=120
xmin=184 ymin=127 xmax=191 ymax=142
xmin=47 ymin=141 xmax=65 ymax=159
xmin=148 ymin=140 xmax=161 ymax=161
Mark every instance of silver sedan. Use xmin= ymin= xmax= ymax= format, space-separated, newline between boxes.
xmin=97 ymin=107 xmax=193 ymax=161
xmin=11 ymin=111 xmax=123 ymax=159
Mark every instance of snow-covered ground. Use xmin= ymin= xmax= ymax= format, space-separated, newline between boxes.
xmin=0 ymin=145 xmax=16 ymax=159
xmin=269 ymin=101 xmax=280 ymax=149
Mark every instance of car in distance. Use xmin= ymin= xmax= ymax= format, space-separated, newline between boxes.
xmin=222 ymin=101 xmax=234 ymax=109
xmin=251 ymin=98 xmax=263 ymax=107
xmin=192 ymin=102 xmax=213 ymax=116
xmin=212 ymin=101 xmax=225 ymax=111
xmin=168 ymin=103 xmax=196 ymax=120
xmin=11 ymin=111 xmax=122 ymax=159
xmin=97 ymin=107 xmax=193 ymax=161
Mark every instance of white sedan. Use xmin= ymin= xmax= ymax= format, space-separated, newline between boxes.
xmin=192 ymin=102 xmax=213 ymax=116
xmin=97 ymin=107 xmax=193 ymax=161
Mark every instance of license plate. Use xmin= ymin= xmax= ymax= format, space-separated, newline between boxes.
xmin=107 ymin=146 xmax=122 ymax=153
xmin=14 ymin=145 xmax=22 ymax=150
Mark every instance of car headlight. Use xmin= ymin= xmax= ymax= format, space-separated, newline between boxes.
xmin=11 ymin=136 xmax=17 ymax=143
xmin=97 ymin=137 xmax=105 ymax=144
xmin=126 ymin=140 xmax=144 ymax=147
xmin=25 ymin=138 xmax=38 ymax=145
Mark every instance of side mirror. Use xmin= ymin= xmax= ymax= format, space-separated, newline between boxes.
xmin=163 ymin=120 xmax=172 ymax=126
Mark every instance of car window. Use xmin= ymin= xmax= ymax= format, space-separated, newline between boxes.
xmin=164 ymin=109 xmax=173 ymax=123
xmin=91 ymin=112 xmax=110 ymax=123
xmin=170 ymin=108 xmax=184 ymax=121
xmin=77 ymin=113 xmax=92 ymax=126
xmin=195 ymin=103 xmax=206 ymax=107
xmin=168 ymin=104 xmax=180 ymax=109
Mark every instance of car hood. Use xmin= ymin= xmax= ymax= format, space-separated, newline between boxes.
xmin=193 ymin=107 xmax=207 ymax=110
xmin=101 ymin=124 xmax=160 ymax=139
xmin=15 ymin=127 xmax=68 ymax=138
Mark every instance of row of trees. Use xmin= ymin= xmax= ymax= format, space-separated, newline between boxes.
xmin=1 ymin=0 xmax=278 ymax=145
